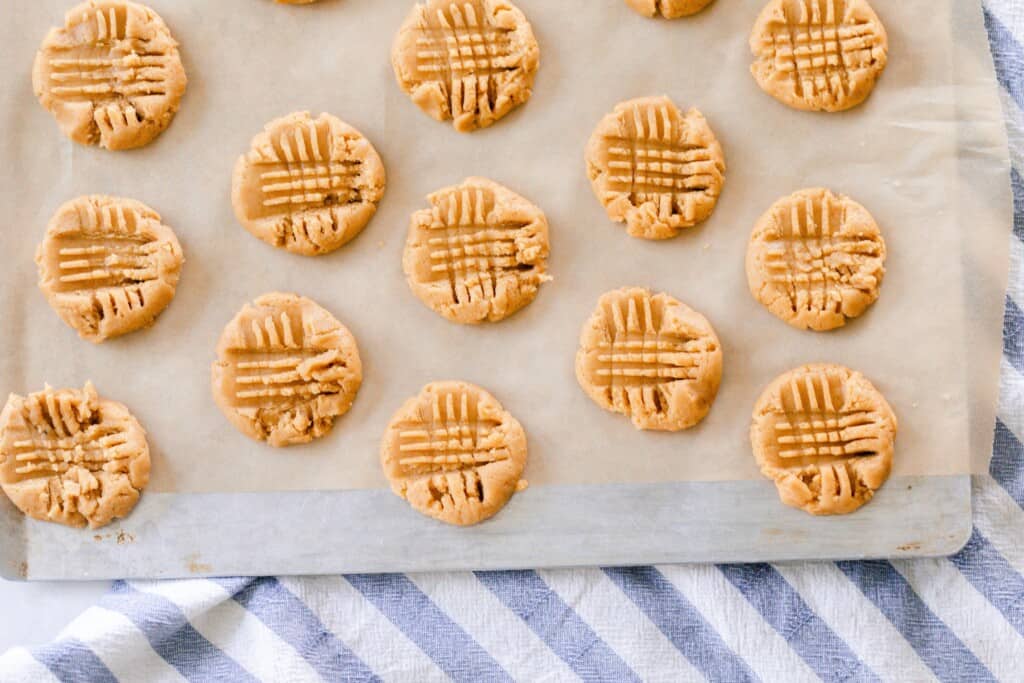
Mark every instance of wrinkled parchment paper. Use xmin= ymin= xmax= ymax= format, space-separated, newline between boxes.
xmin=0 ymin=0 xmax=1010 ymax=495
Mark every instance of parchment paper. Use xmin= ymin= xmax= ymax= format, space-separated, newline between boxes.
xmin=0 ymin=0 xmax=1008 ymax=496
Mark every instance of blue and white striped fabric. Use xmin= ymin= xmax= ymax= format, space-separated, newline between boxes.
xmin=3 ymin=3 xmax=1024 ymax=681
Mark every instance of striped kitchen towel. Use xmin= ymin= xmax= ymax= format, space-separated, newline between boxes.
xmin=3 ymin=1 xmax=1024 ymax=681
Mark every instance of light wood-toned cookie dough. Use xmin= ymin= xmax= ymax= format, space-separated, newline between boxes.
xmin=232 ymin=111 xmax=386 ymax=256
xmin=751 ymin=364 xmax=896 ymax=515
xmin=585 ymin=96 xmax=726 ymax=240
xmin=0 ymin=382 xmax=150 ymax=529
xmin=391 ymin=0 xmax=540 ymax=132
xmin=403 ymin=177 xmax=550 ymax=324
xmin=625 ymin=0 xmax=714 ymax=18
xmin=381 ymin=381 xmax=527 ymax=525
xmin=36 ymin=195 xmax=184 ymax=343
xmin=211 ymin=293 xmax=362 ymax=447
xmin=749 ymin=0 xmax=888 ymax=112
xmin=576 ymin=287 xmax=722 ymax=431
xmin=746 ymin=188 xmax=885 ymax=331
xmin=32 ymin=0 xmax=187 ymax=150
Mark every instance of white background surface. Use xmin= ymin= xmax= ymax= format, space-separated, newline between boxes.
xmin=0 ymin=579 xmax=108 ymax=651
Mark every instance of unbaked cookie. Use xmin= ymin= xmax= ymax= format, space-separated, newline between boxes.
xmin=746 ymin=188 xmax=885 ymax=331
xmin=585 ymin=96 xmax=726 ymax=240
xmin=751 ymin=364 xmax=896 ymax=515
xmin=32 ymin=0 xmax=187 ymax=150
xmin=625 ymin=0 xmax=714 ymax=18
xmin=232 ymin=111 xmax=386 ymax=256
xmin=381 ymin=381 xmax=527 ymax=525
xmin=749 ymin=0 xmax=888 ymax=112
xmin=211 ymin=293 xmax=362 ymax=447
xmin=391 ymin=0 xmax=540 ymax=132
xmin=0 ymin=382 xmax=150 ymax=528
xmin=576 ymin=287 xmax=722 ymax=431
xmin=403 ymin=177 xmax=550 ymax=324
xmin=36 ymin=195 xmax=184 ymax=343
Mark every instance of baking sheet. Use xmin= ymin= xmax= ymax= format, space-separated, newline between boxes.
xmin=0 ymin=476 xmax=974 ymax=579
xmin=0 ymin=0 xmax=1005 ymax=507
xmin=0 ymin=0 xmax=1013 ymax=579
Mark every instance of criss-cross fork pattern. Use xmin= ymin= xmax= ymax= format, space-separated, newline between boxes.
xmin=7 ymin=390 xmax=130 ymax=481
xmin=605 ymin=139 xmax=717 ymax=201
xmin=48 ymin=54 xmax=171 ymax=101
xmin=604 ymin=103 xmax=720 ymax=220
xmin=255 ymin=122 xmax=364 ymax=213
xmin=259 ymin=162 xmax=362 ymax=210
xmin=226 ymin=310 xmax=346 ymax=406
xmin=415 ymin=25 xmax=512 ymax=78
xmin=10 ymin=425 xmax=129 ymax=477
xmin=48 ymin=201 xmax=164 ymax=324
xmin=598 ymin=294 xmax=708 ymax=421
xmin=230 ymin=354 xmax=325 ymax=403
xmin=426 ymin=185 xmax=531 ymax=304
xmin=55 ymin=241 xmax=159 ymax=292
xmin=413 ymin=1 xmax=515 ymax=109
xmin=47 ymin=7 xmax=171 ymax=103
xmin=763 ymin=193 xmax=880 ymax=315
xmin=395 ymin=390 xmax=509 ymax=477
xmin=772 ymin=370 xmax=880 ymax=460
xmin=764 ymin=0 xmax=882 ymax=98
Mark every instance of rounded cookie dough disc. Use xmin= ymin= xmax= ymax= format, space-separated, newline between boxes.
xmin=0 ymin=382 xmax=150 ymax=529
xmin=381 ymin=381 xmax=527 ymax=525
xmin=32 ymin=0 xmax=187 ymax=150
xmin=403 ymin=177 xmax=550 ymax=324
xmin=746 ymin=188 xmax=885 ymax=331
xmin=391 ymin=0 xmax=540 ymax=132
xmin=576 ymin=287 xmax=722 ymax=431
xmin=211 ymin=293 xmax=362 ymax=447
xmin=625 ymin=0 xmax=714 ymax=18
xmin=749 ymin=0 xmax=888 ymax=112
xmin=585 ymin=96 xmax=726 ymax=240
xmin=232 ymin=111 xmax=386 ymax=256
xmin=751 ymin=363 xmax=897 ymax=515
xmin=36 ymin=195 xmax=184 ymax=343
